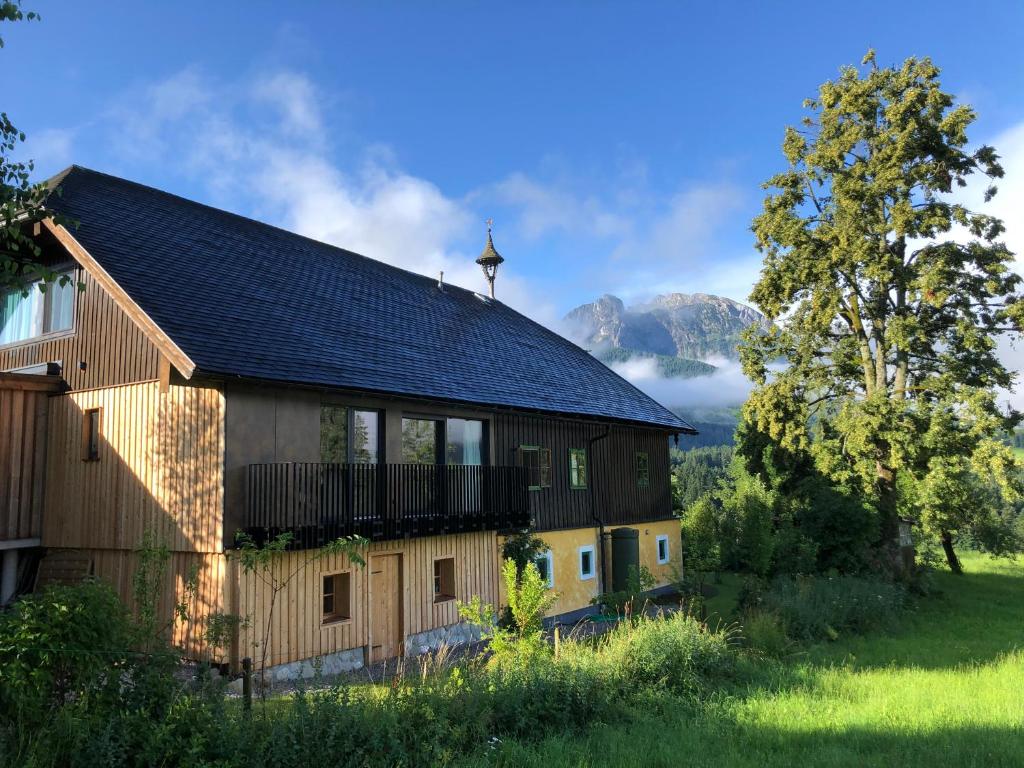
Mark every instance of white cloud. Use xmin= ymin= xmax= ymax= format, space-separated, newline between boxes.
xmin=21 ymin=128 xmax=75 ymax=173
xmin=952 ymin=120 xmax=1024 ymax=409
xmin=610 ymin=356 xmax=754 ymax=410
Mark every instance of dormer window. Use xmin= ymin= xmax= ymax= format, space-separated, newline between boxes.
xmin=1 ymin=271 xmax=76 ymax=346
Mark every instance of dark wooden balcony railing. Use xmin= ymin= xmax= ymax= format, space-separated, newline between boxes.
xmin=242 ymin=463 xmax=531 ymax=548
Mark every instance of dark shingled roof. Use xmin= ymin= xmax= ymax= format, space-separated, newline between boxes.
xmin=45 ymin=166 xmax=693 ymax=432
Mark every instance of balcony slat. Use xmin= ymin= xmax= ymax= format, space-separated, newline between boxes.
xmin=242 ymin=463 xmax=529 ymax=549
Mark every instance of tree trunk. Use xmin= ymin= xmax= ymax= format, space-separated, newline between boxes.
xmin=941 ymin=530 xmax=963 ymax=575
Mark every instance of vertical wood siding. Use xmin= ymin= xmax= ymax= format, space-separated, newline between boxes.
xmin=0 ymin=267 xmax=161 ymax=389
xmin=42 ymin=382 xmax=225 ymax=553
xmin=0 ymin=384 xmax=52 ymax=540
xmin=238 ymin=531 xmax=499 ymax=669
xmin=492 ymin=413 xmax=673 ymax=531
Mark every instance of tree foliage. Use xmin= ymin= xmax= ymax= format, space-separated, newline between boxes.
xmin=0 ymin=3 xmax=73 ymax=296
xmin=741 ymin=51 xmax=1024 ymax=571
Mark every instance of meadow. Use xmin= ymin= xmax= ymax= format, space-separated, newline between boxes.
xmin=472 ymin=553 xmax=1024 ymax=767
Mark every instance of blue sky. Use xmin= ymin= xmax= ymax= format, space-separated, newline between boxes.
xmin=7 ymin=2 xmax=1024 ymax=405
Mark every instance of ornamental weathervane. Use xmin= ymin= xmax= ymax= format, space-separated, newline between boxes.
xmin=475 ymin=218 xmax=505 ymax=299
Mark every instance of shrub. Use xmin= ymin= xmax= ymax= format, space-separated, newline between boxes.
xmin=0 ymin=580 xmax=135 ymax=720
xmin=594 ymin=612 xmax=737 ymax=697
xmin=593 ymin=564 xmax=656 ymax=617
xmin=749 ymin=574 xmax=907 ymax=642
xmin=740 ymin=610 xmax=792 ymax=658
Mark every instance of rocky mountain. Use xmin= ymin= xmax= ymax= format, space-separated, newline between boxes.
xmin=565 ymin=293 xmax=765 ymax=361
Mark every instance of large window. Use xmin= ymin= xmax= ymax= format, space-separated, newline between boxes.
xmin=446 ymin=418 xmax=484 ymax=466
xmin=402 ymin=418 xmax=439 ymax=464
xmin=568 ymin=448 xmax=587 ymax=490
xmin=0 ymin=272 xmax=75 ymax=346
xmin=519 ymin=445 xmax=551 ymax=491
xmin=320 ymin=406 xmax=380 ymax=464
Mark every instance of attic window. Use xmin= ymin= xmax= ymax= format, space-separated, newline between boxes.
xmin=0 ymin=270 xmax=76 ymax=346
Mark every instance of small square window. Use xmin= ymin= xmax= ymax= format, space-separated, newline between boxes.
xmin=578 ymin=545 xmax=595 ymax=580
xmin=534 ymin=550 xmax=554 ymax=588
xmin=322 ymin=572 xmax=351 ymax=624
xmin=656 ymin=535 xmax=670 ymax=565
xmin=82 ymin=408 xmax=101 ymax=461
xmin=434 ymin=557 xmax=456 ymax=603
xmin=568 ymin=448 xmax=587 ymax=490
xmin=636 ymin=452 xmax=650 ymax=488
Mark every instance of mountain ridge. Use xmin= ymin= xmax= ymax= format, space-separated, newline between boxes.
xmin=565 ymin=292 xmax=766 ymax=361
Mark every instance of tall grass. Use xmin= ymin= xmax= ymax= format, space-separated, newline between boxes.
xmin=462 ymin=553 xmax=1024 ymax=768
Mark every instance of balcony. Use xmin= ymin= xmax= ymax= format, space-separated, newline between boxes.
xmin=242 ymin=463 xmax=531 ymax=548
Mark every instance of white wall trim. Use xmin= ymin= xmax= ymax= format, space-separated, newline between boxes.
xmin=656 ymin=534 xmax=670 ymax=564
xmin=578 ymin=544 xmax=596 ymax=580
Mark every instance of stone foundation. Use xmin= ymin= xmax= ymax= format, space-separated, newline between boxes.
xmin=404 ymin=621 xmax=481 ymax=657
xmin=263 ymin=646 xmax=366 ymax=684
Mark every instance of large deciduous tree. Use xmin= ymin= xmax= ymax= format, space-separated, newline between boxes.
xmin=741 ymin=51 xmax=1024 ymax=573
xmin=0 ymin=2 xmax=71 ymax=296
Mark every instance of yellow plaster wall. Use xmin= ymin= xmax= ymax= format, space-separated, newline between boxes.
xmin=635 ymin=518 xmax=681 ymax=587
xmin=500 ymin=520 xmax=681 ymax=618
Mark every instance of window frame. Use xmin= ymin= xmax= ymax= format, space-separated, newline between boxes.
xmin=578 ymin=544 xmax=595 ymax=581
xmin=0 ymin=266 xmax=78 ymax=349
xmin=568 ymin=448 xmax=587 ymax=490
xmin=656 ymin=534 xmax=670 ymax=565
xmin=320 ymin=404 xmax=384 ymax=464
xmin=433 ymin=556 xmax=456 ymax=604
xmin=534 ymin=549 xmax=554 ymax=588
xmin=636 ymin=451 xmax=650 ymax=488
xmin=82 ymin=407 xmax=101 ymax=462
xmin=321 ymin=570 xmax=352 ymax=626
xmin=519 ymin=445 xmax=552 ymax=491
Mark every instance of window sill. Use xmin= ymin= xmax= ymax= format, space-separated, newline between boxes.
xmin=0 ymin=327 xmax=76 ymax=352
xmin=321 ymin=617 xmax=352 ymax=628
xmin=433 ymin=595 xmax=456 ymax=605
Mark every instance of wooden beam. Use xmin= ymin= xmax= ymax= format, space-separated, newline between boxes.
xmin=41 ymin=219 xmax=196 ymax=379
xmin=0 ymin=372 xmax=66 ymax=393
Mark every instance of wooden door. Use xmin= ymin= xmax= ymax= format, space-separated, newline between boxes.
xmin=369 ymin=554 xmax=403 ymax=662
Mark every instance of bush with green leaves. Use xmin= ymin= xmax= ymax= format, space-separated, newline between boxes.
xmin=0 ymin=580 xmax=135 ymax=720
xmin=592 ymin=564 xmax=657 ymax=617
xmin=745 ymin=574 xmax=907 ymax=642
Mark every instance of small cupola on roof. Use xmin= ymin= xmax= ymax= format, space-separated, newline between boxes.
xmin=475 ymin=218 xmax=505 ymax=299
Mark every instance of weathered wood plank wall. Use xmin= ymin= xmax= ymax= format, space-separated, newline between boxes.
xmin=0 ymin=375 xmax=60 ymax=541
xmin=42 ymin=382 xmax=225 ymax=553
xmin=491 ymin=412 xmax=674 ymax=531
xmin=0 ymin=267 xmax=161 ymax=390
xmin=238 ymin=530 xmax=499 ymax=669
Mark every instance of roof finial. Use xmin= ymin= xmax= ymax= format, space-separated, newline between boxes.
xmin=476 ymin=218 xmax=504 ymax=300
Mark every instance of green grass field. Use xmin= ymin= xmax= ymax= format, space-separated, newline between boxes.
xmin=472 ymin=554 xmax=1024 ymax=768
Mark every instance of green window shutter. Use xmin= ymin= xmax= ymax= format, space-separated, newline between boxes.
xmin=540 ymin=448 xmax=552 ymax=488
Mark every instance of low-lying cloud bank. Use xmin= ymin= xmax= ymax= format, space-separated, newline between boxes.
xmin=609 ymin=355 xmax=753 ymax=411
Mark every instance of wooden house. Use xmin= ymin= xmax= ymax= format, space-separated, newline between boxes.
xmin=0 ymin=166 xmax=694 ymax=675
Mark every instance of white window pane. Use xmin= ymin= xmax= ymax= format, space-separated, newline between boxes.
xmin=1 ymin=287 xmax=44 ymax=344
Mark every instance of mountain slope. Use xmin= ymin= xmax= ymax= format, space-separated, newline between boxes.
xmin=565 ymin=293 xmax=765 ymax=361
